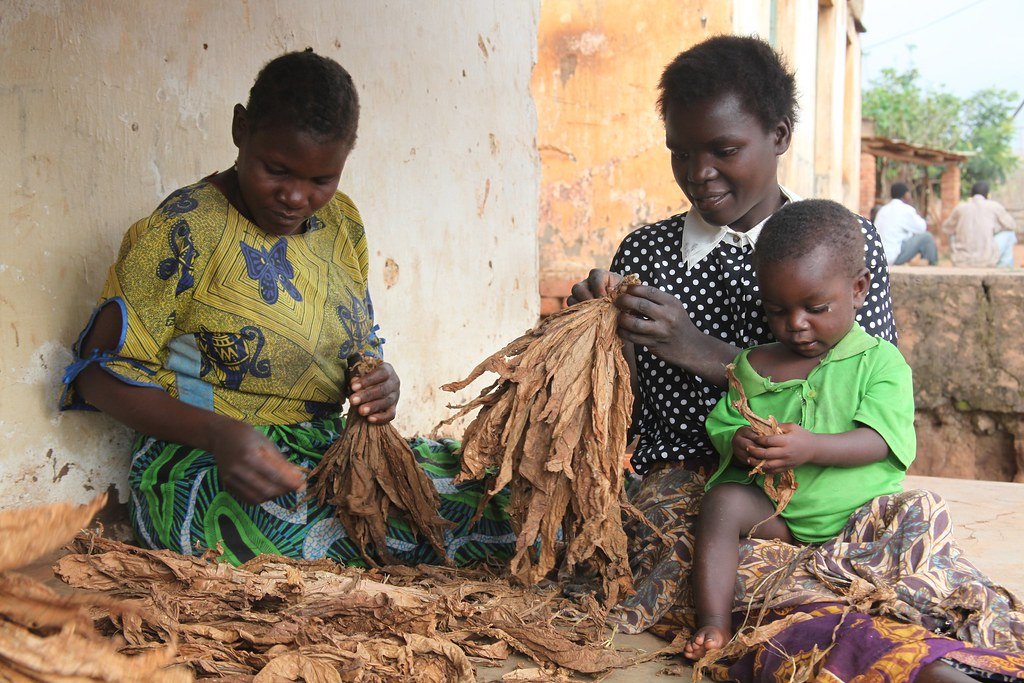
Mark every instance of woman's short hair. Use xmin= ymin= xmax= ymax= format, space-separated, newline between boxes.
xmin=245 ymin=49 xmax=360 ymax=146
xmin=658 ymin=35 xmax=798 ymax=132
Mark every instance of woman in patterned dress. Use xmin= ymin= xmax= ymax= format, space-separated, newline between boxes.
xmin=60 ymin=50 xmax=513 ymax=567
xmin=568 ymin=36 xmax=1023 ymax=682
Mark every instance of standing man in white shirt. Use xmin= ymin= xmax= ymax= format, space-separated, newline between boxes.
xmin=873 ymin=182 xmax=939 ymax=266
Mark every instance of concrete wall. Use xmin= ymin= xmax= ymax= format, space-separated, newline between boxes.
xmin=890 ymin=267 xmax=1024 ymax=482
xmin=536 ymin=0 xmax=865 ymax=313
xmin=0 ymin=1 xmax=540 ymax=507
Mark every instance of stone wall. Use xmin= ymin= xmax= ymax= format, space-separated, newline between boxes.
xmin=890 ymin=267 xmax=1024 ymax=481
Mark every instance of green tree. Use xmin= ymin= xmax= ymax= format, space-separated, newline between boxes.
xmin=961 ymin=88 xmax=1020 ymax=189
xmin=863 ymin=67 xmax=1019 ymax=198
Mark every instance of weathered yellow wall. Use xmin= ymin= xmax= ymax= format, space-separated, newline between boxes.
xmin=0 ymin=1 xmax=540 ymax=507
xmin=535 ymin=0 xmax=865 ymax=309
xmin=533 ymin=1 xmax=733 ymax=307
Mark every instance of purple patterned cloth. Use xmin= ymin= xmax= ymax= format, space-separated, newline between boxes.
xmin=711 ymin=603 xmax=1024 ymax=683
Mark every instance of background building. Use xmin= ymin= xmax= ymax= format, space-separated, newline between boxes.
xmin=535 ymin=0 xmax=867 ymax=312
xmin=8 ymin=1 xmax=1017 ymax=511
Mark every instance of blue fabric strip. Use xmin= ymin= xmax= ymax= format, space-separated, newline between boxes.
xmin=166 ymin=334 xmax=215 ymax=411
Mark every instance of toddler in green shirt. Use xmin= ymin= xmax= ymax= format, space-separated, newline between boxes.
xmin=684 ymin=199 xmax=916 ymax=660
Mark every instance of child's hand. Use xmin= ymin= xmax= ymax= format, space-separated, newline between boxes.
xmin=747 ymin=422 xmax=818 ymax=472
xmin=732 ymin=426 xmax=763 ymax=470
xmin=349 ymin=361 xmax=401 ymax=423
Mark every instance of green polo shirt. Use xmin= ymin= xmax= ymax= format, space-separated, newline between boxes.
xmin=705 ymin=325 xmax=916 ymax=543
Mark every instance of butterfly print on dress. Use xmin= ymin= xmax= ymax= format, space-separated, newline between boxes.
xmin=239 ymin=238 xmax=303 ymax=305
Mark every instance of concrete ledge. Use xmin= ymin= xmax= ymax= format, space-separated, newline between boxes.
xmin=890 ymin=267 xmax=1024 ymax=481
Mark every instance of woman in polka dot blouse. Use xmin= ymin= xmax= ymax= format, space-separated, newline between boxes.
xmin=567 ymin=36 xmax=896 ymax=635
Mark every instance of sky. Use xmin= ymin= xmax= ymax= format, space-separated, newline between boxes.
xmin=859 ymin=0 xmax=1024 ymax=149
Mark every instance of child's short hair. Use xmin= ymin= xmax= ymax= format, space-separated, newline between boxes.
xmin=754 ymin=200 xmax=865 ymax=276
xmin=246 ymin=49 xmax=360 ymax=146
xmin=658 ymin=35 xmax=798 ymax=133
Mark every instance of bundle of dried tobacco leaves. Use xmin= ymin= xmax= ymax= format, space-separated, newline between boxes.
xmin=725 ymin=363 xmax=797 ymax=532
xmin=0 ymin=495 xmax=189 ymax=682
xmin=309 ymin=354 xmax=450 ymax=566
xmin=438 ymin=275 xmax=640 ymax=606
xmin=56 ymin=533 xmax=660 ymax=681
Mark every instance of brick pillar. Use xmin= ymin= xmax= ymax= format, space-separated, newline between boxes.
xmin=940 ymin=164 xmax=961 ymax=226
xmin=859 ymin=152 xmax=877 ymax=218
xmin=540 ymin=276 xmax=576 ymax=317
xmin=936 ymin=165 xmax=963 ymax=255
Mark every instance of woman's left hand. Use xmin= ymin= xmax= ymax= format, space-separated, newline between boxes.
xmin=349 ymin=360 xmax=400 ymax=423
xmin=612 ymin=284 xmax=741 ymax=388
xmin=614 ymin=284 xmax=699 ymax=367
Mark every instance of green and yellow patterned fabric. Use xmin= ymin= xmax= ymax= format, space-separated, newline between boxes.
xmin=126 ymin=421 xmax=514 ymax=566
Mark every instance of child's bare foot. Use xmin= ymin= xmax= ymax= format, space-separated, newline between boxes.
xmin=683 ymin=618 xmax=731 ymax=660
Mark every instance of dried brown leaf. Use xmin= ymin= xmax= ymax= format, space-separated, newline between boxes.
xmin=725 ymin=363 xmax=798 ymax=533
xmin=308 ymin=355 xmax=451 ymax=566
xmin=0 ymin=618 xmax=190 ymax=682
xmin=473 ymin=621 xmax=634 ymax=674
xmin=453 ymin=636 xmax=511 ymax=660
xmin=501 ymin=667 xmax=570 ymax=682
xmin=438 ymin=276 xmax=638 ymax=606
xmin=0 ymin=493 xmax=107 ymax=571
xmin=692 ymin=611 xmax=815 ymax=682
xmin=253 ymin=651 xmax=347 ymax=683
xmin=54 ymin=532 xmax=641 ymax=679
xmin=0 ymin=497 xmax=188 ymax=682
xmin=0 ymin=578 xmax=96 ymax=634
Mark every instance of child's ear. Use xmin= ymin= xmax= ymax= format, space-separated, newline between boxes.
xmin=852 ymin=267 xmax=871 ymax=308
xmin=773 ymin=116 xmax=793 ymax=156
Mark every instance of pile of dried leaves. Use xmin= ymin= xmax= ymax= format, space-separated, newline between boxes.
xmin=309 ymin=354 xmax=450 ymax=566
xmin=438 ymin=275 xmax=640 ymax=607
xmin=54 ymin=533 xmax=667 ymax=681
xmin=0 ymin=494 xmax=189 ymax=681
xmin=725 ymin=363 xmax=797 ymax=533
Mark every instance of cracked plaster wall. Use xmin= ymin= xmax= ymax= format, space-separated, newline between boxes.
xmin=0 ymin=1 xmax=540 ymax=507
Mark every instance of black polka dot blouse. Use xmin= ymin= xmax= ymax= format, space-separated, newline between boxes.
xmin=610 ymin=210 xmax=897 ymax=475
